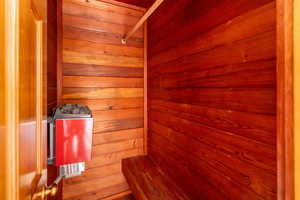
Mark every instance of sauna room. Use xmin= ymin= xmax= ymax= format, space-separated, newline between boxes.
xmin=2 ymin=0 xmax=294 ymax=199
xmin=45 ymin=0 xmax=280 ymax=199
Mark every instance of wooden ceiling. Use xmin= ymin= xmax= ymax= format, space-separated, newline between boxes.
xmin=114 ymin=0 xmax=155 ymax=8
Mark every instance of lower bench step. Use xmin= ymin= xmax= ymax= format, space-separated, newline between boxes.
xmin=122 ymin=156 xmax=190 ymax=200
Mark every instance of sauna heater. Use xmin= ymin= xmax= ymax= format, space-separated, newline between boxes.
xmin=48 ymin=104 xmax=93 ymax=179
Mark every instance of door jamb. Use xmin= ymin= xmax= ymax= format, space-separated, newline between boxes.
xmin=276 ymin=0 xmax=294 ymax=199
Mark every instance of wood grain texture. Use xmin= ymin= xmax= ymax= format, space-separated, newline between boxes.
xmin=294 ymin=1 xmax=300 ymax=199
xmin=277 ymin=0 xmax=295 ymax=199
xmin=63 ymin=1 xmax=141 ymax=26
xmin=111 ymin=0 xmax=154 ymax=8
xmin=93 ymin=128 xmax=143 ymax=146
xmin=123 ymin=0 xmax=164 ymax=42
xmin=63 ymin=63 xmax=144 ymax=78
xmin=148 ymin=0 xmax=274 ymax=55
xmin=93 ymin=118 xmax=143 ymax=133
xmin=62 ymin=88 xmax=143 ymax=99
xmin=63 ymin=14 xmax=143 ymax=38
xmin=63 ymin=50 xmax=143 ymax=68
xmin=66 ymin=0 xmax=144 ymax=17
xmin=146 ymin=1 xmax=277 ymax=200
xmin=0 ymin=0 xmax=6 ymax=194
xmin=87 ymin=148 xmax=144 ymax=169
xmin=61 ymin=98 xmax=143 ymax=111
xmin=63 ymin=76 xmax=143 ymax=88
xmin=17 ymin=0 xmax=48 ymax=199
xmin=63 ymin=25 xmax=143 ymax=48
xmin=143 ymin=22 xmax=148 ymax=154
xmin=122 ymin=156 xmax=191 ymax=200
xmin=61 ymin=0 xmax=145 ymax=199
xmin=47 ymin=0 xmax=62 ymax=199
xmin=63 ymin=39 xmax=143 ymax=57
xmin=93 ymin=108 xmax=143 ymax=122
xmin=149 ymin=100 xmax=275 ymax=145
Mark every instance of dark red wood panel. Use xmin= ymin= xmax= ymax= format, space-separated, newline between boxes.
xmin=147 ymin=0 xmax=277 ymax=200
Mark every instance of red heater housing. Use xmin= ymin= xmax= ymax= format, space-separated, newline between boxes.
xmin=48 ymin=104 xmax=93 ymax=178
xmin=55 ymin=118 xmax=93 ymax=166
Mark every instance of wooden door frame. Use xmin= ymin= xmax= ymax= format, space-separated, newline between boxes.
xmin=4 ymin=0 xmax=20 ymax=199
xmin=276 ymin=0 xmax=295 ymax=199
xmin=4 ymin=0 xmax=48 ymax=199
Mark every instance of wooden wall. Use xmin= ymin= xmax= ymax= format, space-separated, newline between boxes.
xmin=147 ymin=0 xmax=277 ymax=200
xmin=59 ymin=0 xmax=145 ymax=199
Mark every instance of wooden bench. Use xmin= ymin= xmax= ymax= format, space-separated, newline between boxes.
xmin=122 ymin=156 xmax=190 ymax=200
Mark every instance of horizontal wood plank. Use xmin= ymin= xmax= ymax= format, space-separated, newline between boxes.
xmin=63 ymin=14 xmax=143 ymax=38
xmin=93 ymin=108 xmax=143 ymax=122
xmin=122 ymin=156 xmax=191 ymax=200
xmin=149 ymin=100 xmax=275 ymax=145
xmin=63 ymin=26 xmax=143 ymax=48
xmin=149 ymin=134 xmax=275 ymax=200
xmin=149 ymin=111 xmax=276 ymax=173
xmin=63 ymin=50 xmax=143 ymax=68
xmin=149 ymin=127 xmax=276 ymax=199
xmin=65 ymin=0 xmax=144 ymax=17
xmin=63 ymin=63 xmax=144 ymax=78
xmin=150 ymin=59 xmax=276 ymax=88
xmin=62 ymin=88 xmax=143 ymax=99
xmin=87 ymin=148 xmax=144 ymax=169
xmin=63 ymin=174 xmax=127 ymax=199
xmin=61 ymin=98 xmax=143 ymax=110
xmin=63 ymin=76 xmax=143 ymax=88
xmin=93 ymin=118 xmax=143 ymax=133
xmin=149 ymin=2 xmax=275 ymax=66
xmin=63 ymin=39 xmax=143 ymax=57
xmin=149 ymin=0 xmax=273 ymax=55
xmin=63 ymin=1 xmax=141 ymax=26
xmin=149 ymin=87 xmax=275 ymax=114
xmin=93 ymin=128 xmax=143 ymax=145
xmin=150 ymin=30 xmax=276 ymax=74
xmin=92 ymin=138 xmax=143 ymax=156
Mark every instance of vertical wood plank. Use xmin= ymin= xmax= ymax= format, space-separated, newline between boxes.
xmin=276 ymin=0 xmax=294 ymax=199
xmin=143 ymin=21 xmax=148 ymax=155
xmin=57 ymin=0 xmax=63 ymax=105
xmin=294 ymin=0 xmax=300 ymax=199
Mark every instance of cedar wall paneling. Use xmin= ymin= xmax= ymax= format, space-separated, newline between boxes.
xmin=148 ymin=0 xmax=277 ymax=200
xmin=60 ymin=0 xmax=145 ymax=199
